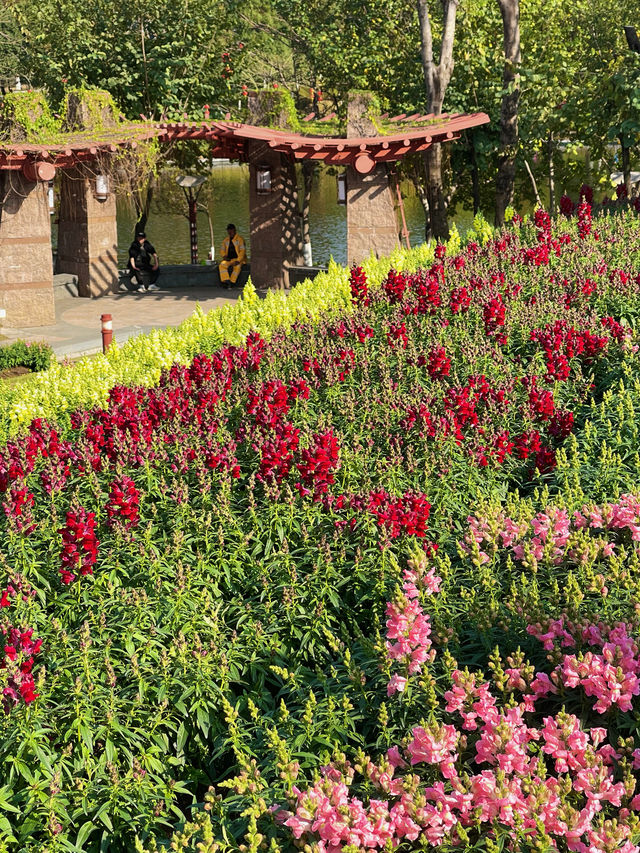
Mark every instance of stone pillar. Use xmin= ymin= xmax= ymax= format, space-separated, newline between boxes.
xmin=346 ymin=92 xmax=399 ymax=265
xmin=0 ymin=172 xmax=55 ymax=327
xmin=56 ymin=165 xmax=119 ymax=297
xmin=246 ymin=89 xmax=303 ymax=289
xmin=248 ymin=143 xmax=303 ymax=289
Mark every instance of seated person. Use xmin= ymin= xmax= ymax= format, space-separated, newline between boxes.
xmin=128 ymin=231 xmax=160 ymax=292
xmin=219 ymin=223 xmax=246 ymax=287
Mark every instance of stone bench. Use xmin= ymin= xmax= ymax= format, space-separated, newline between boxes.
xmin=288 ymin=266 xmax=329 ymax=288
xmin=56 ymin=262 xmax=327 ymax=297
xmin=118 ymin=262 xmax=251 ymax=291
xmin=53 ymin=273 xmax=80 ymax=299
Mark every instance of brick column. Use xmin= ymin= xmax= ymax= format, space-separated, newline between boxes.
xmin=248 ymin=141 xmax=303 ymax=289
xmin=56 ymin=165 xmax=118 ymax=297
xmin=346 ymin=91 xmax=399 ymax=265
xmin=346 ymin=166 xmax=399 ymax=265
xmin=0 ymin=172 xmax=55 ymax=327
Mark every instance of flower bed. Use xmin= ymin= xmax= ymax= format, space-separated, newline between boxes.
xmin=0 ymin=233 xmax=463 ymax=445
xmin=2 ymin=207 xmax=640 ymax=851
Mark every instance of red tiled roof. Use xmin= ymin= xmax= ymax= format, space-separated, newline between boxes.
xmin=155 ymin=112 xmax=490 ymax=173
xmin=0 ymin=111 xmax=490 ymax=177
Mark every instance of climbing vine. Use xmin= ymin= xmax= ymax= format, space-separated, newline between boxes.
xmin=248 ymin=88 xmax=302 ymax=132
xmin=106 ymin=137 xmax=163 ymax=224
xmin=0 ymin=91 xmax=61 ymax=142
xmin=62 ymin=87 xmax=120 ymax=132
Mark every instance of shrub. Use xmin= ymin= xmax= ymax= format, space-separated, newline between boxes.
xmin=0 ymin=340 xmax=53 ymax=374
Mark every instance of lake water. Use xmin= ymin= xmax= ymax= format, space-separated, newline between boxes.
xmin=115 ymin=164 xmax=476 ymax=268
xmin=58 ymin=152 xmax=615 ymax=270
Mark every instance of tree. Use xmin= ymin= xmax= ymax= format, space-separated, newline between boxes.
xmin=5 ymin=0 xmax=251 ymax=118
xmin=416 ymin=0 xmax=459 ymax=240
xmin=515 ymin=0 xmax=640 ymax=209
xmin=598 ymin=54 xmax=640 ymax=195
xmin=494 ymin=0 xmax=520 ymax=224
xmin=0 ymin=5 xmax=22 ymax=90
xmin=265 ymin=0 xmax=416 ymax=110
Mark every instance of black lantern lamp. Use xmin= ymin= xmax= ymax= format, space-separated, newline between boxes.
xmin=256 ymin=165 xmax=272 ymax=194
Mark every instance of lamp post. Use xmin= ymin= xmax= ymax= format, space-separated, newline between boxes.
xmin=176 ymin=175 xmax=207 ymax=264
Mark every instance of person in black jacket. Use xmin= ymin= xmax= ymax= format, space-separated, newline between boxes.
xmin=128 ymin=231 xmax=160 ymax=292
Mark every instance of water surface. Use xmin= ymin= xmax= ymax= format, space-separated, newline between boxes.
xmin=115 ymin=165 xmax=473 ymax=267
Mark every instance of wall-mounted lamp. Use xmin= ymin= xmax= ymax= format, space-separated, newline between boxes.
xmin=337 ymin=171 xmax=347 ymax=205
xmin=48 ymin=181 xmax=55 ymax=215
xmin=94 ymin=174 xmax=110 ymax=200
xmin=256 ymin=165 xmax=272 ymax=194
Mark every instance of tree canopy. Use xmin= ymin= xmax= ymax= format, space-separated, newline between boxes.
xmin=3 ymin=0 xmax=640 ymax=213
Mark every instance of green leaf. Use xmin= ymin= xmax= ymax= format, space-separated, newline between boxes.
xmin=95 ymin=804 xmax=113 ymax=832
xmin=75 ymin=821 xmax=97 ymax=849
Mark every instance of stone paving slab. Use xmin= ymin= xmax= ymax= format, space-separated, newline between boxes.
xmin=0 ymin=285 xmax=244 ymax=359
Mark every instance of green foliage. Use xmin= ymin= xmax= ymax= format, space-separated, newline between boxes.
xmin=601 ymin=54 xmax=640 ymax=149
xmin=0 ymin=5 xmax=22 ymax=82
xmin=62 ymin=86 xmax=120 ymax=132
xmin=269 ymin=0 xmax=417 ymax=106
xmin=0 ymin=90 xmax=61 ymax=142
xmin=0 ymin=341 xmax=53 ymax=374
xmin=4 ymin=0 xmax=247 ymax=119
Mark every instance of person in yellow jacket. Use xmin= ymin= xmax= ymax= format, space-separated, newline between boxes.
xmin=219 ymin=223 xmax=247 ymax=287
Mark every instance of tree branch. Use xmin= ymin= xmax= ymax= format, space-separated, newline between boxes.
xmin=523 ymin=158 xmax=542 ymax=208
xmin=416 ymin=0 xmax=435 ymax=113
xmin=439 ymin=0 xmax=459 ymax=93
xmin=238 ymin=10 xmax=308 ymax=50
xmin=417 ymin=0 xmax=459 ymax=115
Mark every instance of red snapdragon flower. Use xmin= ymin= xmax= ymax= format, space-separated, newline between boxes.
xmin=577 ymin=201 xmax=592 ymax=239
xmin=349 ymin=265 xmax=369 ymax=306
xmin=59 ymin=508 xmax=99 ymax=584
xmin=482 ymin=296 xmax=507 ymax=344
xmin=296 ymin=431 xmax=340 ymax=499
xmin=106 ymin=476 xmax=141 ymax=529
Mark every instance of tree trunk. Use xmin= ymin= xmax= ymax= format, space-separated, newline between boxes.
xmin=416 ymin=0 xmax=458 ymax=240
xmin=470 ymin=134 xmax=480 ymax=215
xmin=494 ymin=0 xmax=521 ymax=226
xmin=198 ymin=202 xmax=215 ymax=252
xmin=425 ymin=144 xmax=449 ymax=240
xmin=404 ymin=155 xmax=430 ymax=238
xmin=140 ymin=18 xmax=151 ymax=116
xmin=135 ymin=183 xmax=154 ymax=234
xmin=0 ymin=173 xmax=5 ymax=227
xmin=547 ymin=133 xmax=556 ymax=215
xmin=622 ymin=140 xmax=631 ymax=196
xmin=523 ymin=158 xmax=542 ymax=209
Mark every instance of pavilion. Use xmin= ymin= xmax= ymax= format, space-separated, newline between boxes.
xmin=0 ymin=90 xmax=489 ymax=327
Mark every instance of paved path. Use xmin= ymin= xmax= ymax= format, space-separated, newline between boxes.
xmin=1 ymin=286 xmax=243 ymax=359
